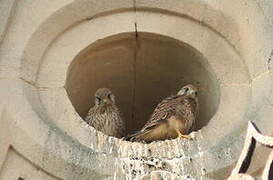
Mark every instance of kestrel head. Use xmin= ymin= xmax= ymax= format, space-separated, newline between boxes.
xmin=94 ymin=88 xmax=115 ymax=106
xmin=177 ymin=84 xmax=198 ymax=98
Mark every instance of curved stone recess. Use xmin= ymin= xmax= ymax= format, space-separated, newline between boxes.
xmin=65 ymin=32 xmax=220 ymax=134
xmin=0 ymin=0 xmax=273 ymax=179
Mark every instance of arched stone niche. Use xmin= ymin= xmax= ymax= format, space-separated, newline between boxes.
xmin=0 ymin=0 xmax=272 ymax=179
xmin=21 ymin=8 xmax=251 ymax=178
xmin=65 ymin=32 xmax=220 ymax=134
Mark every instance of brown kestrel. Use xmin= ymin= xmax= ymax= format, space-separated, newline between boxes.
xmin=125 ymin=84 xmax=199 ymax=143
xmin=85 ymin=88 xmax=125 ymax=138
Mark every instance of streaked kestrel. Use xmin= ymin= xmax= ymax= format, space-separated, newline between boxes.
xmin=85 ymin=88 xmax=125 ymax=138
xmin=125 ymin=84 xmax=199 ymax=143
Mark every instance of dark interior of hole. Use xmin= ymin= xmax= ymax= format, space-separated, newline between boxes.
xmin=65 ymin=32 xmax=220 ymax=135
xmin=238 ymin=138 xmax=256 ymax=173
xmin=269 ymin=161 xmax=273 ymax=180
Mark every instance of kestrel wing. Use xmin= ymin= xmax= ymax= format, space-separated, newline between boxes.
xmin=140 ymin=95 xmax=180 ymax=132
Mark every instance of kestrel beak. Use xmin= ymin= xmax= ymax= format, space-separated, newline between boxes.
xmin=190 ymin=90 xmax=198 ymax=97
xmin=103 ymin=98 xmax=111 ymax=105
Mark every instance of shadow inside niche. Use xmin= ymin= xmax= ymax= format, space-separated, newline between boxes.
xmin=269 ymin=162 xmax=273 ymax=180
xmin=65 ymin=32 xmax=220 ymax=136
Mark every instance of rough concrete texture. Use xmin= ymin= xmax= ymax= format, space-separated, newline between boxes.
xmin=0 ymin=0 xmax=273 ymax=179
xmin=228 ymin=174 xmax=254 ymax=180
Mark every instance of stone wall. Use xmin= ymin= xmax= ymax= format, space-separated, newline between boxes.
xmin=0 ymin=0 xmax=273 ymax=179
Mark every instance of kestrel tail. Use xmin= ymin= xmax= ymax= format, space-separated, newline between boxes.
xmin=85 ymin=88 xmax=125 ymax=138
xmin=125 ymin=84 xmax=199 ymax=143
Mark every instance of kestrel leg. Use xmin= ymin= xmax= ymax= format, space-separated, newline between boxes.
xmin=175 ymin=129 xmax=192 ymax=140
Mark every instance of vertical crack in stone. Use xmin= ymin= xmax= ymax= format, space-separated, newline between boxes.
xmin=131 ymin=0 xmax=138 ymax=124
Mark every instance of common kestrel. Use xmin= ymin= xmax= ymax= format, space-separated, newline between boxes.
xmin=85 ymin=88 xmax=125 ymax=138
xmin=125 ymin=84 xmax=199 ymax=143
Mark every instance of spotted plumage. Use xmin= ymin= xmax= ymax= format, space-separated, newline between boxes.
xmin=125 ymin=84 xmax=199 ymax=143
xmin=85 ymin=88 xmax=125 ymax=138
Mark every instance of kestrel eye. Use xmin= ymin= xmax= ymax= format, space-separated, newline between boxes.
xmin=108 ymin=94 xmax=111 ymax=99
xmin=96 ymin=97 xmax=101 ymax=102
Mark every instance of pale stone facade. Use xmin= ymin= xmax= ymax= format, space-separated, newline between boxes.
xmin=0 ymin=0 xmax=273 ymax=179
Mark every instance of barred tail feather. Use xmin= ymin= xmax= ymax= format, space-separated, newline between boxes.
xmin=123 ymin=130 xmax=149 ymax=142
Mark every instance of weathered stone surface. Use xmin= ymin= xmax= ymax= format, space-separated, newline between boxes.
xmin=0 ymin=0 xmax=17 ymax=44
xmin=228 ymin=174 xmax=254 ymax=180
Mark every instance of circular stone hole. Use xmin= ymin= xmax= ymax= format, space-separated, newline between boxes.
xmin=65 ymin=32 xmax=220 ymax=136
